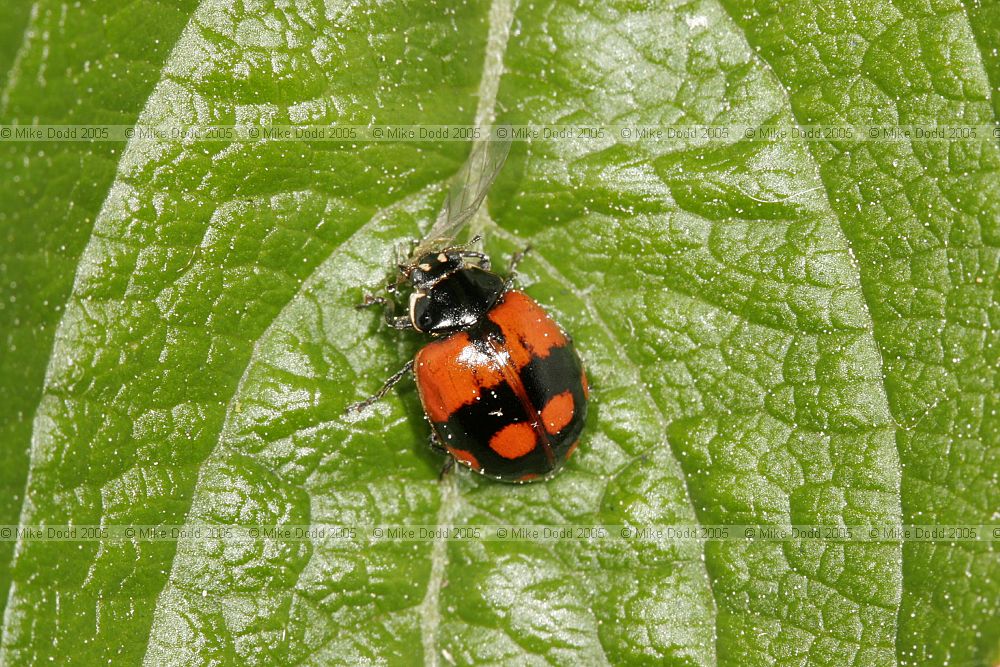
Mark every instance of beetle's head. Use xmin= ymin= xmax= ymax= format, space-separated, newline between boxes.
xmin=402 ymin=249 xmax=463 ymax=290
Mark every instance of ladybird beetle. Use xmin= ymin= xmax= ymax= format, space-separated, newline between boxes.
xmin=348 ymin=137 xmax=588 ymax=483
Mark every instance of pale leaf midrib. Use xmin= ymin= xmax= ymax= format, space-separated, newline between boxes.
xmin=418 ymin=0 xmax=516 ymax=662
xmin=140 ymin=181 xmax=448 ymax=663
xmin=142 ymin=0 xmax=518 ymax=655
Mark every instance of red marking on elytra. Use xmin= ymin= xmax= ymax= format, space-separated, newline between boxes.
xmin=488 ymin=291 xmax=567 ymax=369
xmin=415 ymin=332 xmax=505 ymax=423
xmin=489 ymin=422 xmax=537 ymax=459
xmin=447 ymin=447 xmax=481 ymax=471
xmin=541 ymin=391 xmax=574 ymax=435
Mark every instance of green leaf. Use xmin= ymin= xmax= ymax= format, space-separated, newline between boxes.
xmin=0 ymin=0 xmax=199 ymax=626
xmin=1 ymin=1 xmax=997 ymax=666
xmin=717 ymin=0 xmax=1000 ymax=662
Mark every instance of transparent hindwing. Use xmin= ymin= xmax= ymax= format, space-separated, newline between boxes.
xmin=408 ymin=130 xmax=512 ymax=261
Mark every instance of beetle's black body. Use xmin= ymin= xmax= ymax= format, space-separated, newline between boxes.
xmin=349 ymin=136 xmax=587 ymax=482
xmin=408 ymin=251 xmax=506 ymax=335
xmin=353 ymin=247 xmax=588 ymax=483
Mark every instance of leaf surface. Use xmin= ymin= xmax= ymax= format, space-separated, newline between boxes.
xmin=0 ymin=0 xmax=199 ymax=622
xmin=1 ymin=0 xmax=997 ymax=665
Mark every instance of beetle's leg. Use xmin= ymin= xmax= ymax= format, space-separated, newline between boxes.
xmin=386 ymin=314 xmax=413 ymax=330
xmin=427 ymin=433 xmax=456 ymax=479
xmin=428 ymin=432 xmax=448 ymax=454
xmin=504 ymin=245 xmax=532 ymax=289
xmin=458 ymin=250 xmax=491 ymax=270
xmin=345 ymin=359 xmax=415 ymax=413
xmin=356 ymin=294 xmax=388 ymax=309
xmin=438 ymin=456 xmax=455 ymax=481
xmin=508 ymin=245 xmax=531 ymax=275
xmin=357 ymin=293 xmax=414 ymax=331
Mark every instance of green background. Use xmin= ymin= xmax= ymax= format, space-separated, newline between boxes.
xmin=0 ymin=0 xmax=997 ymax=664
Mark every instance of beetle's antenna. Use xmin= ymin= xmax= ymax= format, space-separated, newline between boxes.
xmin=441 ymin=234 xmax=483 ymax=253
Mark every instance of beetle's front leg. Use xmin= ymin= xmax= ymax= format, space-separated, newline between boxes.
xmin=356 ymin=294 xmax=387 ymax=309
xmin=357 ymin=293 xmax=414 ymax=331
xmin=385 ymin=314 xmax=413 ymax=330
xmin=346 ymin=359 xmax=415 ymax=413
xmin=438 ymin=456 xmax=455 ymax=480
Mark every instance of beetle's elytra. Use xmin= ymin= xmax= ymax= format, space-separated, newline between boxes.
xmin=348 ymin=136 xmax=587 ymax=482
xmin=411 ymin=258 xmax=588 ymax=482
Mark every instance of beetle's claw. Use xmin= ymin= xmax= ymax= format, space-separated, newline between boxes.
xmin=438 ymin=457 xmax=455 ymax=480
xmin=356 ymin=294 xmax=387 ymax=310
